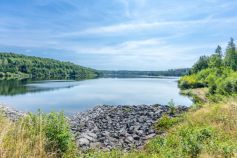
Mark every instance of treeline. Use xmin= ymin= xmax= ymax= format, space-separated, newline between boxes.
xmin=0 ymin=53 xmax=98 ymax=80
xmin=100 ymin=68 xmax=189 ymax=78
xmin=179 ymin=38 xmax=237 ymax=96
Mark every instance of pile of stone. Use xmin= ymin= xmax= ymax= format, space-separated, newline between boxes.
xmin=70 ymin=104 xmax=188 ymax=151
xmin=0 ymin=104 xmax=24 ymax=121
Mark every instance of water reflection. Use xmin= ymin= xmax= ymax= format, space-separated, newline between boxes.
xmin=0 ymin=79 xmax=79 ymax=96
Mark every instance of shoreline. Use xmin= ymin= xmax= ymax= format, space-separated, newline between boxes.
xmin=0 ymin=104 xmax=25 ymax=121
xmin=0 ymin=103 xmax=188 ymax=151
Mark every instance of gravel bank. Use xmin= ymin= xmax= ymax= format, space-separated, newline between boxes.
xmin=70 ymin=104 xmax=188 ymax=150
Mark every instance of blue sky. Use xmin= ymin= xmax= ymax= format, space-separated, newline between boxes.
xmin=0 ymin=0 xmax=237 ymax=70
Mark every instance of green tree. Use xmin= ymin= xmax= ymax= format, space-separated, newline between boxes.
xmin=190 ymin=56 xmax=209 ymax=74
xmin=224 ymin=38 xmax=237 ymax=70
xmin=215 ymin=45 xmax=222 ymax=57
xmin=208 ymin=46 xmax=223 ymax=68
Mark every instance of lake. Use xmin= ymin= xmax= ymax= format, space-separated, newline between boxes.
xmin=0 ymin=77 xmax=192 ymax=114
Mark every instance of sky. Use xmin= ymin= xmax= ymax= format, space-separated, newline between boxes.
xmin=0 ymin=0 xmax=237 ymax=70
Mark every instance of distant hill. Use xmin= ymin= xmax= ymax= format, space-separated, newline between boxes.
xmin=99 ymin=68 xmax=190 ymax=78
xmin=0 ymin=53 xmax=99 ymax=80
xmin=0 ymin=52 xmax=189 ymax=80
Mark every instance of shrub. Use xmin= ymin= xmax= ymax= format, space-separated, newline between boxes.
xmin=178 ymin=75 xmax=205 ymax=90
xmin=216 ymin=72 xmax=237 ymax=95
xmin=167 ymin=99 xmax=176 ymax=115
xmin=44 ymin=112 xmax=77 ymax=157
xmin=178 ymin=126 xmax=215 ymax=157
xmin=155 ymin=115 xmax=181 ymax=132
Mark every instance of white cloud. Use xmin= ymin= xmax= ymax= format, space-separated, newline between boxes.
xmin=56 ymin=16 xmax=237 ymax=37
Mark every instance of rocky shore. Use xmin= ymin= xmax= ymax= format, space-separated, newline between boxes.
xmin=70 ymin=104 xmax=188 ymax=151
xmin=0 ymin=103 xmax=188 ymax=151
xmin=0 ymin=104 xmax=24 ymax=121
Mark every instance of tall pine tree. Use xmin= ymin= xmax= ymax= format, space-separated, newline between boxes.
xmin=209 ymin=45 xmax=223 ymax=68
xmin=224 ymin=38 xmax=237 ymax=70
xmin=215 ymin=45 xmax=222 ymax=57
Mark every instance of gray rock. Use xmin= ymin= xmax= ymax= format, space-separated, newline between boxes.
xmin=144 ymin=133 xmax=156 ymax=140
xmin=0 ymin=105 xmax=24 ymax=121
xmin=70 ymin=104 xmax=188 ymax=151
xmin=77 ymin=138 xmax=90 ymax=146
xmin=90 ymin=142 xmax=102 ymax=148
xmin=125 ymin=136 xmax=134 ymax=143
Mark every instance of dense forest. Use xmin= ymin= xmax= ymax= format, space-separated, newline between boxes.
xmin=100 ymin=68 xmax=189 ymax=78
xmin=179 ymin=38 xmax=237 ymax=97
xmin=0 ymin=53 xmax=98 ymax=80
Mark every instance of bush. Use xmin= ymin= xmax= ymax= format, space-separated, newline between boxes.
xmin=178 ymin=75 xmax=205 ymax=90
xmin=216 ymin=72 xmax=237 ymax=95
xmin=155 ymin=115 xmax=181 ymax=132
xmin=179 ymin=126 xmax=215 ymax=157
xmin=167 ymin=99 xmax=176 ymax=115
xmin=44 ymin=112 xmax=77 ymax=157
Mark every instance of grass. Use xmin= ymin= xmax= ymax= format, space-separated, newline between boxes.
xmin=0 ymin=111 xmax=77 ymax=158
xmin=180 ymin=88 xmax=209 ymax=104
xmin=154 ymin=114 xmax=182 ymax=132
xmin=145 ymin=98 xmax=237 ymax=158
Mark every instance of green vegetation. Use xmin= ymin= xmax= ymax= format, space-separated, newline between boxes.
xmin=167 ymin=99 xmax=176 ymax=115
xmin=0 ymin=53 xmax=98 ymax=80
xmin=0 ymin=111 xmax=77 ymax=158
xmin=145 ymin=100 xmax=237 ymax=158
xmin=154 ymin=115 xmax=182 ymax=132
xmin=179 ymin=38 xmax=237 ymax=98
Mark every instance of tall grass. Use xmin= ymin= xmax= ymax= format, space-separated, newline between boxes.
xmin=145 ymin=97 xmax=237 ymax=158
xmin=0 ymin=111 xmax=77 ymax=158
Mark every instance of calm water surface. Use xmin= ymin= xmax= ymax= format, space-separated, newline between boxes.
xmin=0 ymin=78 xmax=192 ymax=114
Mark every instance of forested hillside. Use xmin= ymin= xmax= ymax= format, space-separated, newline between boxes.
xmin=0 ymin=53 xmax=98 ymax=80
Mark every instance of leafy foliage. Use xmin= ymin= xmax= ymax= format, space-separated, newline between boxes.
xmin=179 ymin=38 xmax=237 ymax=96
xmin=43 ymin=112 xmax=77 ymax=156
xmin=155 ymin=115 xmax=181 ymax=132
xmin=190 ymin=55 xmax=209 ymax=74
xmin=167 ymin=99 xmax=176 ymax=115
xmin=225 ymin=38 xmax=237 ymax=70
